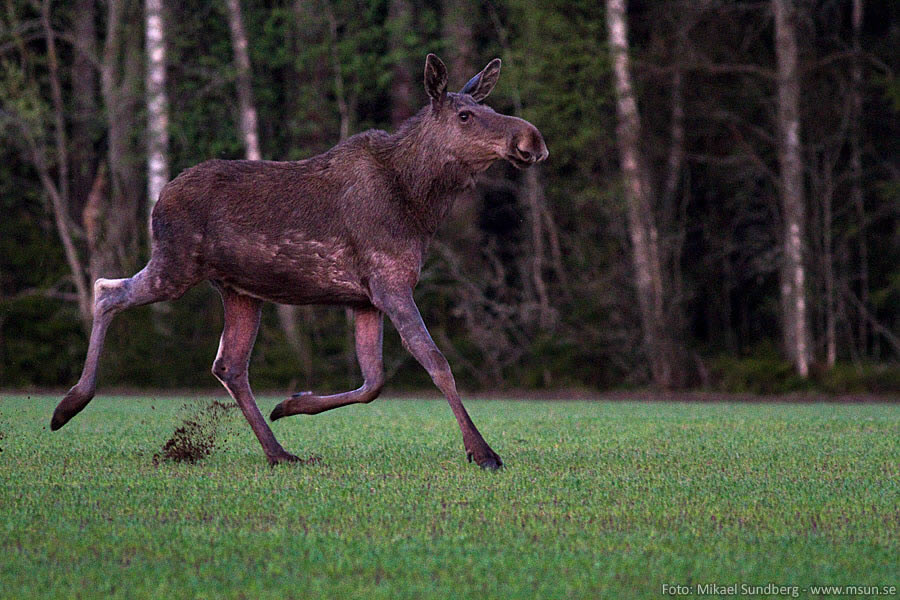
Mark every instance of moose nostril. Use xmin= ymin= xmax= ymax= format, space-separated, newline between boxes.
xmin=516 ymin=144 xmax=534 ymax=162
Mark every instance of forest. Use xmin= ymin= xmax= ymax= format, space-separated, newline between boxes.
xmin=0 ymin=0 xmax=897 ymax=394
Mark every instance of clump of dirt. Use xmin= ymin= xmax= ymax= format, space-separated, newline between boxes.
xmin=153 ymin=400 xmax=236 ymax=465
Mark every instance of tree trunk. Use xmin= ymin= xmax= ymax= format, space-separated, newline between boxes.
xmin=661 ymin=30 xmax=688 ymax=318
xmin=324 ymin=5 xmax=352 ymax=141
xmin=145 ymin=0 xmax=170 ymax=226
xmin=38 ymin=0 xmax=91 ymax=324
xmin=97 ymin=0 xmax=142 ymax=283
xmin=70 ymin=0 xmax=98 ymax=220
xmin=442 ymin=0 xmax=477 ymax=79
xmin=387 ymin=0 xmax=414 ymax=127
xmin=29 ymin=138 xmax=92 ymax=325
xmin=773 ymin=0 xmax=811 ymax=376
xmin=850 ymin=0 xmax=868 ymax=357
xmin=606 ymin=0 xmax=683 ymax=388
xmin=225 ymin=0 xmax=261 ymax=161
xmin=41 ymin=0 xmax=69 ymax=213
xmin=524 ymin=168 xmax=553 ymax=328
xmin=661 ymin=55 xmax=685 ymax=217
xmin=823 ymin=165 xmax=836 ymax=367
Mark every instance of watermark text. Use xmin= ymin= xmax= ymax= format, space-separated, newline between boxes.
xmin=660 ymin=583 xmax=897 ymax=597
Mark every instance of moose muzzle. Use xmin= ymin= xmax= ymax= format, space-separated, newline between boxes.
xmin=507 ymin=119 xmax=549 ymax=169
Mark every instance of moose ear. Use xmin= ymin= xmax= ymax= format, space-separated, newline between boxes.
xmin=459 ymin=58 xmax=501 ymax=103
xmin=424 ymin=54 xmax=448 ymax=107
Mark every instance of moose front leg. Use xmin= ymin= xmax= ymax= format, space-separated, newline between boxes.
xmin=374 ymin=286 xmax=502 ymax=470
xmin=270 ymin=307 xmax=384 ymax=419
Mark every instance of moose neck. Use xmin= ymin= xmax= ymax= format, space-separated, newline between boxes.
xmin=378 ymin=111 xmax=478 ymax=235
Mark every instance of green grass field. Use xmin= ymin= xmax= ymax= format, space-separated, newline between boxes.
xmin=0 ymin=394 xmax=897 ymax=599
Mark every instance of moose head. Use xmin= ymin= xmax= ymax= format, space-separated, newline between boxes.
xmin=420 ymin=53 xmax=548 ymax=172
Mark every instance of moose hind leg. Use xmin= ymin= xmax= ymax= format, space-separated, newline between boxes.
xmin=271 ymin=307 xmax=384 ymax=420
xmin=212 ymin=287 xmax=300 ymax=464
xmin=51 ymin=264 xmax=195 ymax=430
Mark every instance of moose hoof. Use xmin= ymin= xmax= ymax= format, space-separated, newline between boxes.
xmin=50 ymin=409 xmax=69 ymax=431
xmin=267 ymin=450 xmax=302 ymax=465
xmin=468 ymin=449 xmax=503 ymax=471
xmin=50 ymin=386 xmax=94 ymax=431
xmin=267 ymin=451 xmax=322 ymax=466
xmin=269 ymin=403 xmax=286 ymax=422
xmin=270 ymin=392 xmax=316 ymax=421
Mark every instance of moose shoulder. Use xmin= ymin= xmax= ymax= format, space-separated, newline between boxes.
xmin=52 ymin=54 xmax=548 ymax=469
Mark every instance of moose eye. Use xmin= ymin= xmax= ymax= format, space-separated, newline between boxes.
xmin=458 ymin=110 xmax=472 ymax=123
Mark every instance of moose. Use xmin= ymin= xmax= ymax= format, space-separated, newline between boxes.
xmin=51 ymin=54 xmax=548 ymax=469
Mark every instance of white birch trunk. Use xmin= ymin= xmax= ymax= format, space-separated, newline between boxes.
xmin=606 ymin=0 xmax=678 ymax=387
xmin=145 ymin=0 xmax=169 ymax=224
xmin=773 ymin=0 xmax=811 ymax=376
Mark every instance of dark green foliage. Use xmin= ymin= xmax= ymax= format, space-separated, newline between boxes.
xmin=506 ymin=0 xmax=613 ymax=176
xmin=710 ymin=353 xmax=812 ymax=395
xmin=99 ymin=288 xmax=221 ymax=388
xmin=0 ymin=157 xmax=87 ymax=386
xmin=711 ymin=352 xmax=900 ymax=395
xmin=0 ymin=296 xmax=86 ymax=386
xmin=817 ymin=362 xmax=900 ymax=395
xmin=167 ymin=0 xmax=247 ymax=166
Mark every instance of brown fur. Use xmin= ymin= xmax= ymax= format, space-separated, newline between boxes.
xmin=52 ymin=54 xmax=547 ymax=469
